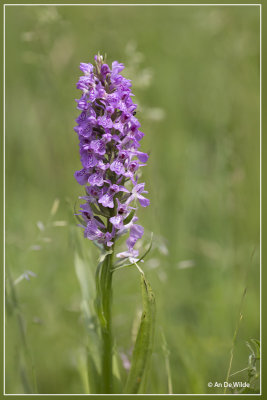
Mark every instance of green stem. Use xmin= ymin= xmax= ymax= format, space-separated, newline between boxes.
xmin=100 ymin=249 xmax=114 ymax=394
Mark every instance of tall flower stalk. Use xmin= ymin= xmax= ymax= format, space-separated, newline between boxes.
xmin=74 ymin=54 xmax=154 ymax=394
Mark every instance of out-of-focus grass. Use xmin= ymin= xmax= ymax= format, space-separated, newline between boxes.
xmin=5 ymin=5 xmax=260 ymax=394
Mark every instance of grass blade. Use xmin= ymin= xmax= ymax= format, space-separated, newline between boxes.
xmin=124 ymin=274 xmax=156 ymax=394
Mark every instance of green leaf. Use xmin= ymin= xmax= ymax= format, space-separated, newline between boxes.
xmin=90 ymin=202 xmax=109 ymax=218
xmin=123 ymin=209 xmax=135 ymax=225
xmin=112 ymin=349 xmax=123 ymax=394
xmin=161 ymin=330 xmax=173 ymax=394
xmin=124 ymin=274 xmax=156 ymax=394
xmin=249 ymin=339 xmax=260 ymax=359
xmin=76 ymin=350 xmax=90 ymax=394
xmin=74 ymin=252 xmax=90 ymax=304
xmin=87 ymin=351 xmax=101 ymax=394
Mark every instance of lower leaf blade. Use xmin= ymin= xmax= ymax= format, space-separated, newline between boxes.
xmin=124 ymin=274 xmax=156 ymax=394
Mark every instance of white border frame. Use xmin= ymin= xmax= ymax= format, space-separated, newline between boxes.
xmin=3 ymin=2 xmax=262 ymax=396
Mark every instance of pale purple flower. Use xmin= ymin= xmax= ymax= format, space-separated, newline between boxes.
xmin=116 ymin=249 xmax=140 ymax=264
xmin=74 ymin=168 xmax=90 ymax=185
xmin=88 ymin=168 xmax=105 ymax=186
xmin=127 ymin=224 xmax=144 ymax=249
xmin=110 ymin=199 xmax=132 ymax=229
xmin=80 ymin=62 xmax=94 ymax=75
xmin=84 ymin=219 xmax=105 ymax=241
xmin=85 ymin=186 xmax=103 ymax=203
xmin=126 ymin=183 xmax=150 ymax=207
xmin=98 ymin=184 xmax=120 ymax=208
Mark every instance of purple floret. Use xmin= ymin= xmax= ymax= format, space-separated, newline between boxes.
xmin=74 ymin=54 xmax=149 ymax=255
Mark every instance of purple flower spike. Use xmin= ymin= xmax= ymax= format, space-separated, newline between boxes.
xmin=74 ymin=54 xmax=150 ymax=253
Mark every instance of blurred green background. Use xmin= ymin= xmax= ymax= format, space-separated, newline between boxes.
xmin=5 ymin=5 xmax=260 ymax=394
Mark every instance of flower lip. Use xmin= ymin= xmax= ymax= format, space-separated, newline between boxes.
xmin=80 ymin=62 xmax=94 ymax=75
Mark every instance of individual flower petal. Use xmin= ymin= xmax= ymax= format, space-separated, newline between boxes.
xmin=84 ymin=219 xmax=104 ymax=241
xmin=126 ymin=183 xmax=150 ymax=207
xmin=88 ymin=168 xmax=105 ymax=186
xmin=112 ymin=61 xmax=124 ymax=74
xmin=135 ymin=151 xmax=149 ymax=163
xmin=80 ymin=149 xmax=98 ymax=169
xmin=110 ymin=159 xmax=125 ymax=175
xmin=80 ymin=62 xmax=94 ymax=75
xmin=90 ymin=139 xmax=106 ymax=155
xmin=101 ymin=63 xmax=110 ymax=76
xmin=85 ymin=186 xmax=103 ymax=202
xmin=116 ymin=249 xmax=139 ymax=264
xmin=137 ymin=195 xmax=150 ymax=207
xmin=126 ymin=224 xmax=144 ymax=251
xmin=74 ymin=168 xmax=90 ymax=185
xmin=98 ymin=193 xmax=115 ymax=208
xmin=80 ymin=203 xmax=93 ymax=222
xmin=98 ymin=115 xmax=113 ymax=129
xmin=110 ymin=215 xmax=123 ymax=229
xmin=98 ymin=184 xmax=120 ymax=208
